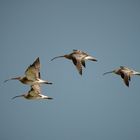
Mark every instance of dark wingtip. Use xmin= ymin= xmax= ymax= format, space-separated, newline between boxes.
xmin=35 ymin=57 xmax=40 ymax=62
xmin=125 ymin=84 xmax=129 ymax=87
xmin=123 ymin=79 xmax=129 ymax=87
xmin=37 ymin=57 xmax=40 ymax=63
xmin=79 ymin=71 xmax=82 ymax=76
xmin=31 ymin=57 xmax=40 ymax=68
xmin=125 ymin=82 xmax=129 ymax=87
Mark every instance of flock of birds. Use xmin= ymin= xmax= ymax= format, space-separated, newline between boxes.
xmin=4 ymin=49 xmax=140 ymax=100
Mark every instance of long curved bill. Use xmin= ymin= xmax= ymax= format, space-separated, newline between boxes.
xmin=4 ymin=77 xmax=20 ymax=83
xmin=103 ymin=71 xmax=114 ymax=75
xmin=4 ymin=79 xmax=11 ymax=83
xmin=51 ymin=56 xmax=64 ymax=61
xmin=12 ymin=95 xmax=24 ymax=99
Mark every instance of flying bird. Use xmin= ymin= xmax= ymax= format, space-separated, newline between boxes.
xmin=103 ymin=66 xmax=140 ymax=87
xmin=4 ymin=57 xmax=52 ymax=85
xmin=51 ymin=49 xmax=97 ymax=75
xmin=12 ymin=84 xmax=53 ymax=100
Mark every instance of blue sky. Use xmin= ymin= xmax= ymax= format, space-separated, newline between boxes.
xmin=1 ymin=0 xmax=140 ymax=140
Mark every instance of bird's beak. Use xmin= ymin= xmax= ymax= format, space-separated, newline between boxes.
xmin=12 ymin=94 xmax=24 ymax=99
xmin=103 ymin=71 xmax=114 ymax=75
xmin=4 ymin=77 xmax=21 ymax=83
xmin=51 ymin=56 xmax=65 ymax=61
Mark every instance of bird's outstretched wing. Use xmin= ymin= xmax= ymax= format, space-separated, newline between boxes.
xmin=120 ymin=71 xmax=130 ymax=87
xmin=120 ymin=66 xmax=130 ymax=71
xmin=73 ymin=49 xmax=88 ymax=56
xmin=25 ymin=57 xmax=41 ymax=81
xmin=28 ymin=84 xmax=41 ymax=97
xmin=72 ymin=58 xmax=82 ymax=75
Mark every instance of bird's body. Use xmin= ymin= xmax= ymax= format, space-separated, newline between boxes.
xmin=4 ymin=57 xmax=52 ymax=85
xmin=51 ymin=49 xmax=97 ymax=75
xmin=103 ymin=66 xmax=140 ymax=87
xmin=12 ymin=84 xmax=53 ymax=100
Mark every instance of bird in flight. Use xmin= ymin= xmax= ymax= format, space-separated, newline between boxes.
xmin=103 ymin=66 xmax=140 ymax=87
xmin=4 ymin=57 xmax=52 ymax=85
xmin=51 ymin=49 xmax=97 ymax=75
xmin=12 ymin=84 xmax=53 ymax=100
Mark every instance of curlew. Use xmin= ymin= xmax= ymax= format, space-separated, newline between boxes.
xmin=51 ymin=49 xmax=97 ymax=75
xmin=4 ymin=57 xmax=52 ymax=85
xmin=103 ymin=66 xmax=140 ymax=87
xmin=12 ymin=84 xmax=53 ymax=100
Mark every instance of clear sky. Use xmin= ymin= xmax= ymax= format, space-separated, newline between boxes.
xmin=1 ymin=0 xmax=140 ymax=140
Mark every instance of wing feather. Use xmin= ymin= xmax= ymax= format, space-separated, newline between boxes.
xmin=72 ymin=58 xmax=82 ymax=75
xmin=25 ymin=57 xmax=40 ymax=81
xmin=28 ymin=84 xmax=41 ymax=97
